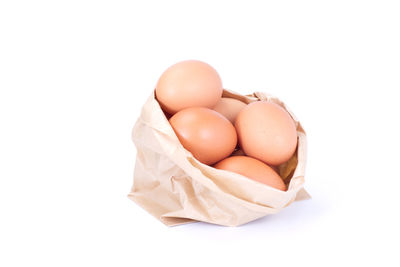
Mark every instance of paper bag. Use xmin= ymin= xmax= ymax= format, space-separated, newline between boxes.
xmin=128 ymin=89 xmax=310 ymax=226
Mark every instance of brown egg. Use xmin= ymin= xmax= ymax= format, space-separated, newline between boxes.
xmin=169 ymin=107 xmax=237 ymax=165
xmin=214 ymin=156 xmax=286 ymax=191
xmin=156 ymin=60 xmax=223 ymax=114
xmin=213 ymin=97 xmax=247 ymax=124
xmin=235 ymin=101 xmax=297 ymax=166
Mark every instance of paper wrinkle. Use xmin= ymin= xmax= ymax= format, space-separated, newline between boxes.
xmin=129 ymin=89 xmax=310 ymax=226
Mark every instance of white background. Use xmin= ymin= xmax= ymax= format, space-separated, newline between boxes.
xmin=1 ymin=0 xmax=399 ymax=266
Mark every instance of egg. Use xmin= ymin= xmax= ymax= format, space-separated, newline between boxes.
xmin=213 ymin=97 xmax=247 ymax=124
xmin=214 ymin=156 xmax=286 ymax=191
xmin=156 ymin=60 xmax=223 ymax=114
xmin=169 ymin=107 xmax=237 ymax=165
xmin=235 ymin=101 xmax=297 ymax=166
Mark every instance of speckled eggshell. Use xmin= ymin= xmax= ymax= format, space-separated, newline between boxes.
xmin=169 ymin=107 xmax=237 ymax=165
xmin=214 ymin=156 xmax=286 ymax=191
xmin=235 ymin=101 xmax=297 ymax=166
xmin=213 ymin=97 xmax=247 ymax=124
xmin=156 ymin=60 xmax=223 ymax=114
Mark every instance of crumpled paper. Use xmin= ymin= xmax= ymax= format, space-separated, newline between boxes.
xmin=128 ymin=89 xmax=310 ymax=226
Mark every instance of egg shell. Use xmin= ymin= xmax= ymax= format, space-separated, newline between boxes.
xmin=214 ymin=156 xmax=287 ymax=191
xmin=156 ymin=60 xmax=223 ymax=114
xmin=169 ymin=107 xmax=237 ymax=165
xmin=235 ymin=101 xmax=298 ymax=166
xmin=213 ymin=97 xmax=247 ymax=124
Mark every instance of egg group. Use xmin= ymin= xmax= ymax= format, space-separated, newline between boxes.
xmin=155 ymin=60 xmax=299 ymax=191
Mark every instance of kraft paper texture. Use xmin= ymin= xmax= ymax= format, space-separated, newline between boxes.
xmin=128 ymin=89 xmax=310 ymax=226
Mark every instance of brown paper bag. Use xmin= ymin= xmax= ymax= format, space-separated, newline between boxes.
xmin=128 ymin=89 xmax=310 ymax=226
